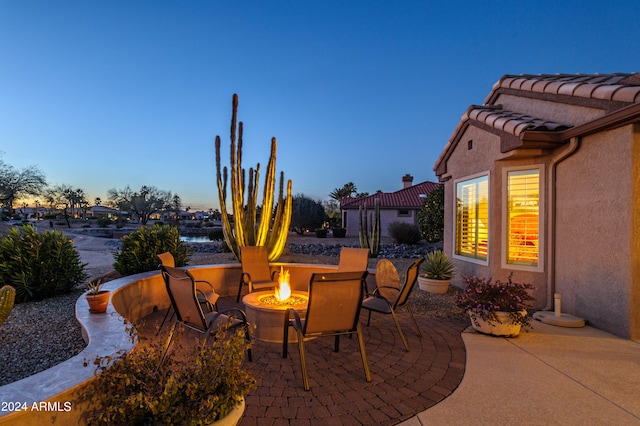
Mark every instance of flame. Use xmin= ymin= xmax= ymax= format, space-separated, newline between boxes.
xmin=274 ymin=266 xmax=291 ymax=301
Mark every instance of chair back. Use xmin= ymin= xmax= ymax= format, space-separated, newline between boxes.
xmin=161 ymin=265 xmax=207 ymax=331
xmin=304 ymin=271 xmax=367 ymax=335
xmin=157 ymin=252 xmax=175 ymax=268
xmin=337 ymin=247 xmax=369 ymax=272
xmin=394 ymin=258 xmax=424 ymax=308
xmin=240 ymin=246 xmax=273 ymax=282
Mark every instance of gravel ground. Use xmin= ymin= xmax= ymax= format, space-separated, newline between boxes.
xmin=0 ymin=234 xmax=465 ymax=386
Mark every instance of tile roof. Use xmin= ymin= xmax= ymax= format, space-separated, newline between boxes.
xmin=486 ymin=73 xmax=640 ymax=104
xmin=465 ymin=104 xmax=571 ymax=137
xmin=341 ymin=181 xmax=442 ymax=210
xmin=434 ymin=73 xmax=640 ymax=175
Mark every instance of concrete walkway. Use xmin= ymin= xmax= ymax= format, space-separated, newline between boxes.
xmin=401 ymin=321 xmax=640 ymax=426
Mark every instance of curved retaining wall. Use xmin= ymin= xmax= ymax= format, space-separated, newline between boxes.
xmin=0 ymin=263 xmax=372 ymax=425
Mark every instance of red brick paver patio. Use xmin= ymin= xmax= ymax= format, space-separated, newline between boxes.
xmin=241 ymin=315 xmax=466 ymax=425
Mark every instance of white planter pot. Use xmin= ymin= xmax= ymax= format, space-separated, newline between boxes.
xmin=210 ymin=398 xmax=245 ymax=426
xmin=417 ymin=276 xmax=451 ymax=294
xmin=468 ymin=310 xmax=527 ymax=337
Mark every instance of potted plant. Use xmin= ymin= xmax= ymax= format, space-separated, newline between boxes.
xmin=85 ymin=278 xmax=110 ymax=313
xmin=417 ymin=250 xmax=455 ymax=294
xmin=332 ymin=227 xmax=346 ymax=238
xmin=82 ymin=323 xmax=256 ymax=425
xmin=455 ymin=273 xmax=536 ymax=337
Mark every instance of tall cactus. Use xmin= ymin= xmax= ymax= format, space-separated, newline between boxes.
xmin=0 ymin=285 xmax=16 ymax=327
xmin=359 ymin=199 xmax=381 ymax=258
xmin=215 ymin=94 xmax=293 ymax=262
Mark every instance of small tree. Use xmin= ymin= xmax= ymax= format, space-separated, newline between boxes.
xmin=0 ymin=157 xmax=47 ymax=217
xmin=418 ymin=186 xmax=444 ymax=242
xmin=290 ymin=194 xmax=327 ymax=234
xmin=108 ymin=185 xmax=174 ymax=225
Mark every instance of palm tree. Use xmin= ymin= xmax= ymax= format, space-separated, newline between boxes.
xmin=329 ymin=182 xmax=358 ymax=204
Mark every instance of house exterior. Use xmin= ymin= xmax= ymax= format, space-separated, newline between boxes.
xmin=341 ymin=174 xmax=442 ymax=238
xmin=434 ymin=73 xmax=640 ymax=339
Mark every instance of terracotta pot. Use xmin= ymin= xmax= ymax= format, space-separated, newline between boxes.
xmin=417 ymin=276 xmax=451 ymax=294
xmin=468 ymin=310 xmax=526 ymax=337
xmin=86 ymin=290 xmax=110 ymax=313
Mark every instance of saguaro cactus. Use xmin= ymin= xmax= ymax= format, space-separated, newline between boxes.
xmin=359 ymin=199 xmax=381 ymax=258
xmin=215 ymin=94 xmax=293 ymax=261
xmin=0 ymin=285 xmax=16 ymax=327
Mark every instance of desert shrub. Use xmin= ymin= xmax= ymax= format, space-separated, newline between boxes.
xmin=113 ymin=224 xmax=190 ymax=276
xmin=96 ymin=217 xmax=112 ymax=228
xmin=388 ymin=221 xmax=422 ymax=245
xmin=208 ymin=228 xmax=224 ymax=241
xmin=418 ymin=185 xmax=444 ymax=242
xmin=0 ymin=226 xmax=88 ymax=303
xmin=82 ymin=323 xmax=256 ymax=425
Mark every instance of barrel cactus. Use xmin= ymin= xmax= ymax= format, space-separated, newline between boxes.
xmin=0 ymin=285 xmax=16 ymax=326
xmin=215 ymin=94 xmax=293 ymax=262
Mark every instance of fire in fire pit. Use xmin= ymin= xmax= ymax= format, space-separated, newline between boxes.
xmin=257 ymin=267 xmax=307 ymax=307
xmin=274 ymin=266 xmax=291 ymax=301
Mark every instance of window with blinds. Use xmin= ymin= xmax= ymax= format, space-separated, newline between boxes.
xmin=455 ymin=175 xmax=489 ymax=261
xmin=506 ymin=169 xmax=540 ymax=267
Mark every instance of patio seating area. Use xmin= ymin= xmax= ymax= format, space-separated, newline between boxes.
xmin=139 ymin=296 xmax=468 ymax=425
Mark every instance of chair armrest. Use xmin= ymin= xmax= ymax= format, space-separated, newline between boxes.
xmin=195 ymin=279 xmax=215 ymax=293
xmin=241 ymin=272 xmax=252 ymax=284
xmin=271 ymin=270 xmax=279 ymax=281
xmin=373 ymin=286 xmax=400 ymax=295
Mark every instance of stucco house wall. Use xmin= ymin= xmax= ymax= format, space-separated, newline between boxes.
xmin=554 ymin=125 xmax=636 ymax=336
xmin=435 ymin=73 xmax=640 ymax=339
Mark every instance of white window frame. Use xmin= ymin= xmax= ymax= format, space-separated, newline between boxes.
xmin=501 ymin=165 xmax=545 ymax=272
xmin=453 ymin=171 xmax=490 ymax=266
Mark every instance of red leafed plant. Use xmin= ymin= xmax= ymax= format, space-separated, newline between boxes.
xmin=455 ymin=273 xmax=536 ymax=327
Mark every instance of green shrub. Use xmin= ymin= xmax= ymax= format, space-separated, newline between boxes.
xmin=208 ymin=228 xmax=224 ymax=241
xmin=418 ymin=185 xmax=444 ymax=242
xmin=96 ymin=217 xmax=112 ymax=228
xmin=113 ymin=224 xmax=190 ymax=276
xmin=0 ymin=226 xmax=88 ymax=303
xmin=82 ymin=323 xmax=256 ymax=425
xmin=388 ymin=221 xmax=422 ymax=245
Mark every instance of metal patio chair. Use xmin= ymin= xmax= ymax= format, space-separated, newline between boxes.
xmin=160 ymin=265 xmax=252 ymax=362
xmin=283 ymin=271 xmax=371 ymax=391
xmin=361 ymin=258 xmax=424 ymax=351
xmin=337 ymin=247 xmax=370 ymax=272
xmin=156 ymin=252 xmax=219 ymax=333
xmin=237 ymin=246 xmax=279 ymax=302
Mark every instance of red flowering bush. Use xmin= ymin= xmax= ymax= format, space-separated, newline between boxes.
xmin=455 ymin=273 xmax=535 ymax=327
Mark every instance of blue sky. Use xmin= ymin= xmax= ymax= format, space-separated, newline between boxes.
xmin=1 ymin=1 xmax=638 ymax=211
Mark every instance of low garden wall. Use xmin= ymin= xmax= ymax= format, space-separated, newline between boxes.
xmin=0 ymin=263 xmax=374 ymax=425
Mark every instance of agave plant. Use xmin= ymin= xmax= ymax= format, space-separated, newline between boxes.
xmin=420 ymin=250 xmax=455 ymax=280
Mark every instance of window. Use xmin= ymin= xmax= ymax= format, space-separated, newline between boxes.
xmin=455 ymin=174 xmax=489 ymax=263
xmin=505 ymin=168 xmax=541 ymax=269
xmin=398 ymin=209 xmax=410 ymax=217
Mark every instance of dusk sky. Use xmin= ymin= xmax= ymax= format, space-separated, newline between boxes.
xmin=1 ymin=1 xmax=638 ymax=211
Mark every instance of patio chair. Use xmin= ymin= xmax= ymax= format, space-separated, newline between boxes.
xmin=160 ymin=265 xmax=252 ymax=362
xmin=283 ymin=271 xmax=371 ymax=391
xmin=237 ymin=246 xmax=279 ymax=302
xmin=156 ymin=252 xmax=219 ymax=333
xmin=361 ymin=258 xmax=424 ymax=351
xmin=337 ymin=247 xmax=370 ymax=272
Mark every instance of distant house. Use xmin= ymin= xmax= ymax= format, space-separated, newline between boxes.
xmin=89 ymin=205 xmax=122 ymax=218
xmin=341 ymin=174 xmax=442 ymax=238
xmin=434 ymin=73 xmax=640 ymax=339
